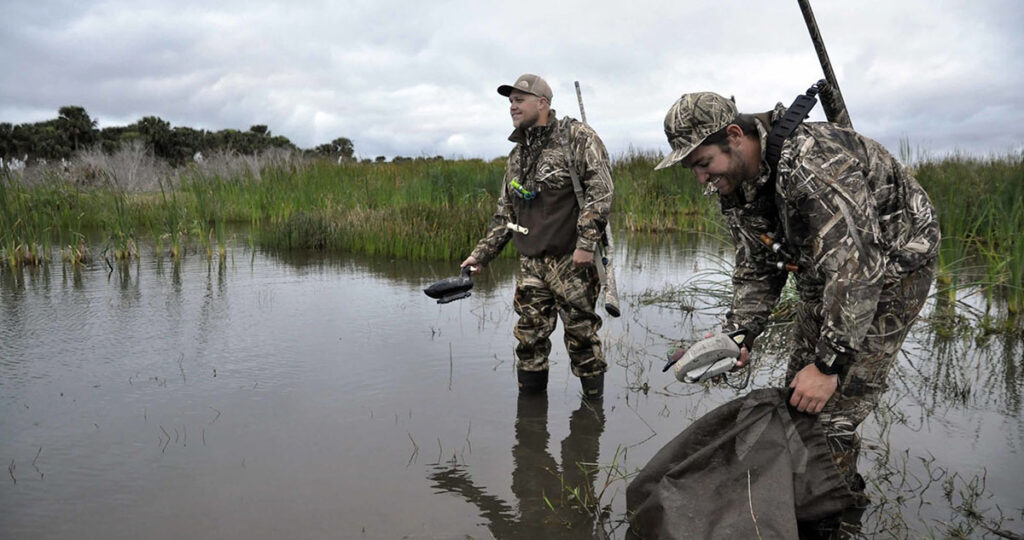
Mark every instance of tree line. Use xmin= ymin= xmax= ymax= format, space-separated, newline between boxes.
xmin=0 ymin=106 xmax=356 ymax=166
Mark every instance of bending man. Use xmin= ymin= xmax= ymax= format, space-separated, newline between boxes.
xmin=655 ymin=91 xmax=939 ymax=489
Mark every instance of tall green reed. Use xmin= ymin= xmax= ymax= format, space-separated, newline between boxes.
xmin=612 ymin=150 xmax=719 ymax=232
xmin=915 ymin=152 xmax=1024 ymax=315
xmin=103 ymin=189 xmax=138 ymax=262
xmin=2 ymin=150 xmax=1022 ymax=304
xmin=1 ymin=171 xmax=91 ymax=266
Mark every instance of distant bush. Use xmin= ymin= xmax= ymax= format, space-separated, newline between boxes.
xmin=0 ymin=106 xmax=353 ymax=168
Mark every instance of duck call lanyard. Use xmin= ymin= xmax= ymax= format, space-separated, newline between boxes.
xmin=511 ymin=125 xmax=554 ymax=200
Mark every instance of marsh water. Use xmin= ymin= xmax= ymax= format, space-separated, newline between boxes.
xmin=1 ymin=234 xmax=1022 ymax=539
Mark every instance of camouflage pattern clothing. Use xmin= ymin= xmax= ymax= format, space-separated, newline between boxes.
xmin=790 ymin=258 xmax=935 ymax=496
xmin=470 ymin=112 xmax=614 ymax=376
xmin=719 ymin=103 xmax=940 ymax=373
xmin=514 ymin=253 xmax=604 ymax=377
xmin=718 ymin=103 xmax=940 ymax=486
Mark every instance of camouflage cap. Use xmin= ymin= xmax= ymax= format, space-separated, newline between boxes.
xmin=654 ymin=92 xmax=738 ymax=170
xmin=497 ymin=73 xmax=553 ymax=101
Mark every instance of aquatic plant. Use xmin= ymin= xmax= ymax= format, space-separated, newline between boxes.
xmin=916 ymin=152 xmax=1024 ymax=319
xmin=1 ymin=148 xmax=1022 ymax=323
xmin=612 ymin=149 xmax=718 ymax=232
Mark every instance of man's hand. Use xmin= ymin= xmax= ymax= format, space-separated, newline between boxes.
xmin=460 ymin=256 xmax=482 ymax=275
xmin=732 ymin=346 xmax=750 ymax=371
xmin=789 ymin=363 xmax=838 ymax=414
xmin=572 ymin=248 xmax=594 ymax=267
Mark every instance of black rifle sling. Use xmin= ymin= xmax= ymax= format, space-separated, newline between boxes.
xmin=765 ymin=79 xmax=826 ymax=184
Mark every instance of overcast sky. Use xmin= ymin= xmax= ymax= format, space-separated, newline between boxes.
xmin=2 ymin=0 xmax=1021 ymax=161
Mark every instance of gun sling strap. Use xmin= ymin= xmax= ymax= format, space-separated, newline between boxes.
xmin=563 ymin=132 xmax=609 ymax=273
xmin=765 ymin=79 xmax=827 ymax=184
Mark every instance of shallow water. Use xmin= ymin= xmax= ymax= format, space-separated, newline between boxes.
xmin=1 ymin=235 xmax=1021 ymax=539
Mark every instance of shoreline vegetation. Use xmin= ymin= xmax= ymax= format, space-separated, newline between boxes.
xmin=2 ymin=145 xmax=1022 ymax=321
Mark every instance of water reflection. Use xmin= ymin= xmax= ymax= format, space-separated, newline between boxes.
xmin=429 ymin=396 xmax=607 ymax=539
xmin=112 ymin=260 xmax=141 ymax=306
xmin=62 ymin=262 xmax=85 ymax=290
xmin=893 ymin=321 xmax=1024 ymax=435
xmin=260 ymin=247 xmax=518 ymax=299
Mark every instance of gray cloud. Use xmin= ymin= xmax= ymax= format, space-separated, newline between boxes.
xmin=2 ymin=0 xmax=1021 ymax=160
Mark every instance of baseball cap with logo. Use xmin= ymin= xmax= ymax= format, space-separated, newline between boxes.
xmin=654 ymin=92 xmax=738 ymax=170
xmin=497 ymin=74 xmax=553 ymax=101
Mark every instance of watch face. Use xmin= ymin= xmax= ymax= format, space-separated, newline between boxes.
xmin=815 ymin=358 xmax=840 ymax=376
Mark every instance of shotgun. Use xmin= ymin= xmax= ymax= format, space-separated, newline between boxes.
xmin=573 ymin=81 xmax=621 ymax=318
xmin=796 ymin=0 xmax=853 ymax=129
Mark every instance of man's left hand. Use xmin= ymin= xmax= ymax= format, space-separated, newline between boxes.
xmin=572 ymin=248 xmax=594 ymax=267
xmin=788 ymin=363 xmax=838 ymax=414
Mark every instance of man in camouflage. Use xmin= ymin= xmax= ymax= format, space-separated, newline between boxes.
xmin=655 ymin=92 xmax=940 ymax=507
xmin=461 ymin=73 xmax=614 ymax=400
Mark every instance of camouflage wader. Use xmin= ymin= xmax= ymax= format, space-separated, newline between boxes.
xmin=468 ymin=111 xmax=614 ymax=385
xmin=513 ymin=254 xmax=606 ymax=377
xmin=667 ymin=95 xmax=939 ymax=480
xmin=787 ymin=259 xmax=936 ymax=490
xmin=658 ymin=90 xmax=941 ymax=534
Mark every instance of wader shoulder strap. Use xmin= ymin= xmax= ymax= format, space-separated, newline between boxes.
xmin=765 ymin=80 xmax=826 ymax=183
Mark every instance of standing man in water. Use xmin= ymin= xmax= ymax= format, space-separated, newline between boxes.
xmin=654 ymin=91 xmax=939 ymax=503
xmin=460 ymin=73 xmax=615 ymax=400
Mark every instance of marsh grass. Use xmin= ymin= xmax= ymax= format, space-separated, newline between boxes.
xmin=612 ymin=149 xmax=718 ymax=232
xmin=916 ymin=152 xmax=1024 ymax=316
xmin=103 ymin=190 xmax=138 ymax=262
xmin=2 ymin=148 xmax=1023 ymax=316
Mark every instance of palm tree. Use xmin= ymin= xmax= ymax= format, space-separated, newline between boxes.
xmin=57 ymin=106 xmax=98 ymax=151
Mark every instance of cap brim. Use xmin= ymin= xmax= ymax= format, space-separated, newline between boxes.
xmin=654 ymin=145 xmax=692 ymax=171
xmin=498 ymin=84 xmax=543 ymax=98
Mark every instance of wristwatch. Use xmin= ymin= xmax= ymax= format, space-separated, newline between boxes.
xmin=814 ymin=355 xmax=843 ymax=376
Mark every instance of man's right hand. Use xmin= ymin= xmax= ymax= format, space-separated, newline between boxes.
xmin=733 ymin=346 xmax=750 ymax=371
xmin=460 ymin=256 xmax=482 ymax=275
xmin=700 ymin=332 xmax=749 ymax=372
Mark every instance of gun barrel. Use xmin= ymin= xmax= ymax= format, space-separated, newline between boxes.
xmin=574 ymin=81 xmax=588 ymax=125
xmin=796 ymin=0 xmax=853 ymax=129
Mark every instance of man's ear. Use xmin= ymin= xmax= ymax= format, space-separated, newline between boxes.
xmin=725 ymin=123 xmax=744 ymax=141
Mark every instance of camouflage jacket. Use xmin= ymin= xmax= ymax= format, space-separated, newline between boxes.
xmin=470 ymin=111 xmax=615 ymax=265
xmin=721 ymin=104 xmax=940 ymax=370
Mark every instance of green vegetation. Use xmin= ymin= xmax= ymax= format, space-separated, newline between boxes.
xmin=1 ymin=148 xmax=1022 ymax=315
xmin=917 ymin=153 xmax=1024 ymax=315
xmin=612 ymin=150 xmax=719 ymax=232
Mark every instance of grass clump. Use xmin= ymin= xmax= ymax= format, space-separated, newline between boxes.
xmin=915 ymin=152 xmax=1024 ymax=316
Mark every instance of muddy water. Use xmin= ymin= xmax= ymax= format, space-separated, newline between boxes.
xmin=1 ymin=235 xmax=1021 ymax=539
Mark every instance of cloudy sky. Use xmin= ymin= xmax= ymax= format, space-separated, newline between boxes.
xmin=2 ymin=0 xmax=1021 ymax=161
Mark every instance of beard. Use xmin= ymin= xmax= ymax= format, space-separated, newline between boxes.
xmin=704 ymin=174 xmax=736 ymax=196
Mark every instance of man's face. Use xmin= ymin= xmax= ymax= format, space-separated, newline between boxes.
xmin=682 ymin=140 xmax=752 ymax=196
xmin=509 ymin=89 xmax=545 ymax=129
